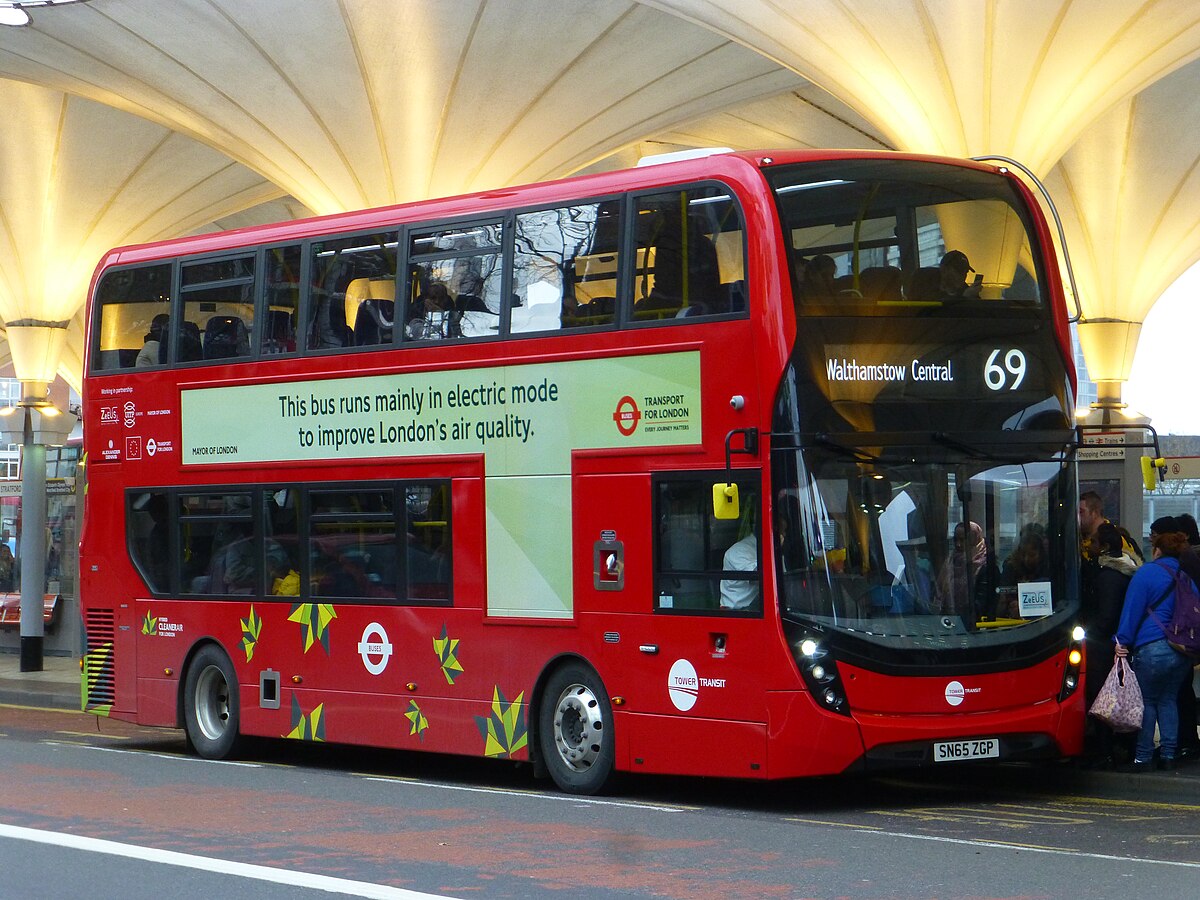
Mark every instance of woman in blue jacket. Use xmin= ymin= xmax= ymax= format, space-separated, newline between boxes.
xmin=1115 ymin=530 xmax=1196 ymax=770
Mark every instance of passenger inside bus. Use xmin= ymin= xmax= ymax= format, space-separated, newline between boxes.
xmin=635 ymin=214 xmax=723 ymax=318
xmin=938 ymin=250 xmax=982 ymax=302
xmin=266 ymin=541 xmax=300 ymax=596
xmin=136 ymin=313 xmax=169 ymax=366
xmin=996 ymin=523 xmax=1050 ymax=618
xmin=802 ymin=254 xmax=837 ymax=302
xmin=720 ymin=499 xmax=761 ymax=610
xmin=934 ymin=521 xmax=997 ymax=616
xmin=406 ymin=281 xmax=462 ymax=340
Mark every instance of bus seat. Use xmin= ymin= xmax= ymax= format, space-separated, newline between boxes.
xmin=264 ymin=309 xmax=296 ymax=354
xmin=178 ymin=320 xmax=204 ymax=362
xmin=353 ymin=299 xmax=394 ymax=346
xmin=100 ymin=348 xmax=139 ymax=370
xmin=725 ymin=280 xmax=746 ymax=312
xmin=907 ymin=267 xmax=940 ymax=302
xmin=859 ymin=266 xmax=902 ymax=302
xmin=203 ymin=315 xmax=250 ymax=359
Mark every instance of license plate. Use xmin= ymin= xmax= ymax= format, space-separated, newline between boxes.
xmin=933 ymin=738 xmax=999 ymax=762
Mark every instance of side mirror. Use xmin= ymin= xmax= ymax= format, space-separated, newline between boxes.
xmin=712 ymin=482 xmax=740 ymax=520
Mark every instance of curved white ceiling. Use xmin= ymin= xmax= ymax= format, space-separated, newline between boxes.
xmin=644 ymin=0 xmax=1200 ymax=173
xmin=2 ymin=0 xmax=1200 ymax=394
xmin=0 ymin=0 xmax=803 ymax=214
xmin=0 ymin=78 xmax=289 ymax=388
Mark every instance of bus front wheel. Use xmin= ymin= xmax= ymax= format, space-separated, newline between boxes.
xmin=183 ymin=644 xmax=241 ymax=759
xmin=539 ymin=662 xmax=615 ymax=795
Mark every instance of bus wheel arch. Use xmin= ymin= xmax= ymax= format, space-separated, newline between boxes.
xmin=181 ymin=640 xmax=241 ymax=759
xmin=535 ymin=656 xmax=616 ymax=795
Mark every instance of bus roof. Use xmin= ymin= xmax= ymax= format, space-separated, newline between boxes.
xmin=94 ymin=149 xmax=1005 ymax=270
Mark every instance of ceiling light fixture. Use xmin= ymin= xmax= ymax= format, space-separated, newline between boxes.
xmin=0 ymin=1 xmax=90 ymax=28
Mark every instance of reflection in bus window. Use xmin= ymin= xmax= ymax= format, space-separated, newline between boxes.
xmin=309 ymin=488 xmax=397 ymax=600
xmin=128 ymin=491 xmax=170 ymax=593
xmin=632 ymin=186 xmax=745 ymax=321
xmin=263 ymin=245 xmax=301 ymax=355
xmin=177 ymin=492 xmax=255 ymax=596
xmin=512 ymin=201 xmax=621 ymax=334
xmin=775 ymin=449 xmax=1069 ymax=637
xmin=407 ymin=483 xmax=450 ymax=601
xmin=93 ymin=264 xmax=172 ymax=371
xmin=405 ymin=222 xmax=502 ymax=342
xmin=308 ymin=232 xmax=397 ymax=351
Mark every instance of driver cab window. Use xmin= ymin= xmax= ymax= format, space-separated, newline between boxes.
xmin=653 ymin=475 xmax=762 ymax=615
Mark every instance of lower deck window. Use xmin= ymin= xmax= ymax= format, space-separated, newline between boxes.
xmin=127 ymin=480 xmax=451 ymax=604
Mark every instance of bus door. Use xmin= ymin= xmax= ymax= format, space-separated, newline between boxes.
xmin=591 ymin=470 xmax=770 ymax=776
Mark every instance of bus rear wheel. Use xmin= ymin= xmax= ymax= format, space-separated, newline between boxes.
xmin=183 ymin=644 xmax=241 ymax=759
xmin=539 ymin=662 xmax=614 ymax=795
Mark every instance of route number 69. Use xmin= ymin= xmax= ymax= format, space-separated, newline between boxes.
xmin=985 ymin=348 xmax=1026 ymax=391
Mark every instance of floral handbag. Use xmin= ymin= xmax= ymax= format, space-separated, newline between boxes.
xmin=1088 ymin=658 xmax=1143 ymax=733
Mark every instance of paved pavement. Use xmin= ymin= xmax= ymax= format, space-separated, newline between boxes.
xmin=0 ymin=649 xmax=79 ymax=710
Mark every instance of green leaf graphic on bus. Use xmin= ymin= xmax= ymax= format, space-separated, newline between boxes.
xmin=140 ymin=613 xmax=157 ymax=635
xmin=405 ymin=700 xmax=428 ymax=742
xmin=475 ymin=686 xmax=527 ymax=758
xmin=433 ymin=623 xmax=463 ymax=684
xmin=240 ymin=605 xmax=262 ymax=662
xmin=286 ymin=694 xmax=325 ymax=741
xmin=287 ymin=602 xmax=336 ymax=654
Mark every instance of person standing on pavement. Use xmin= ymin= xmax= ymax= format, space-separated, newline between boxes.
xmin=1173 ymin=513 xmax=1200 ymax=761
xmin=1082 ymin=523 xmax=1139 ymax=766
xmin=1114 ymin=528 xmax=1197 ymax=771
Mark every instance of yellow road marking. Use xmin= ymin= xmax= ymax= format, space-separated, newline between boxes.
xmin=56 ymin=730 xmax=128 ymax=741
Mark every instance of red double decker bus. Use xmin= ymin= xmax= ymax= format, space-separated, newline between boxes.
xmin=81 ymin=149 xmax=1084 ymax=793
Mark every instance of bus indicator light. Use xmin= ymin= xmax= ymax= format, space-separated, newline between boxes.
xmin=612 ymin=396 xmax=641 ymax=436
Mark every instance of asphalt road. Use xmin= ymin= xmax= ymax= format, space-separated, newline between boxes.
xmin=1 ymin=704 xmax=1199 ymax=899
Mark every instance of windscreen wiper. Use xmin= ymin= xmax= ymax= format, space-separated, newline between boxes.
xmin=931 ymin=430 xmax=1074 ymax=463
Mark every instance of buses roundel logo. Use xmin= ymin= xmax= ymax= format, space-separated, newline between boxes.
xmin=612 ymin=395 xmax=641 ymax=436
xmin=945 ymin=680 xmax=965 ymax=706
xmin=358 ymin=622 xmax=393 ymax=676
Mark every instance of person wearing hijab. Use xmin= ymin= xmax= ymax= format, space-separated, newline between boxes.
xmin=935 ymin=521 xmax=993 ymax=616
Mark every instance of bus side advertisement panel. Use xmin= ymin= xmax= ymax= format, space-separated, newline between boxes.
xmin=180 ymin=352 xmax=702 ymax=622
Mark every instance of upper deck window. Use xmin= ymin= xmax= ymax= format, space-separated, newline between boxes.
xmin=308 ymin=233 xmax=398 ymax=351
xmin=512 ymin=200 xmax=621 ymax=334
xmin=92 ymin=263 xmax=172 ymax=371
xmin=404 ymin=222 xmax=502 ymax=342
xmin=181 ymin=255 xmax=255 ymax=362
xmin=770 ymin=161 xmax=1043 ymax=316
xmin=631 ymin=186 xmax=746 ymax=322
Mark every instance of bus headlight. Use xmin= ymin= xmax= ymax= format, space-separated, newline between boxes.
xmin=789 ymin=635 xmax=850 ymax=717
xmin=1059 ymin=626 xmax=1084 ymax=701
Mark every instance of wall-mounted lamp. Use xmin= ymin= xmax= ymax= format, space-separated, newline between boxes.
xmin=0 ymin=404 xmax=78 ymax=446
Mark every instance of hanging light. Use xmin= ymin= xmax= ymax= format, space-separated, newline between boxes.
xmin=0 ymin=2 xmax=92 ymax=29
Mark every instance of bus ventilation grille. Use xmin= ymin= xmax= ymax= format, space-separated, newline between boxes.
xmin=83 ymin=609 xmax=116 ymax=709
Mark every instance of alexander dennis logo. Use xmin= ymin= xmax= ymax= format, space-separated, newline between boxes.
xmin=612 ymin=395 xmax=641 ymax=436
